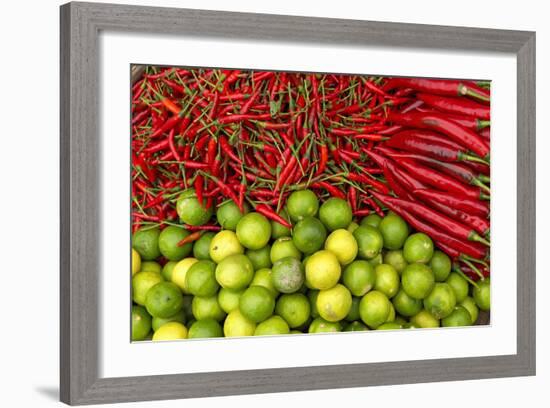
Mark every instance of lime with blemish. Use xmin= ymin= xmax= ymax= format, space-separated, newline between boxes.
xmin=176 ymin=188 xmax=213 ymax=226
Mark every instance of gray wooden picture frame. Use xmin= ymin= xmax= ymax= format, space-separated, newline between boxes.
xmin=60 ymin=2 xmax=536 ymax=405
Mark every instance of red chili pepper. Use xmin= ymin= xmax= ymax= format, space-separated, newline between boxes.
xmin=184 ymin=224 xmax=221 ymax=232
xmin=218 ymin=136 xmax=243 ymax=165
xmin=367 ymin=150 xmax=427 ymax=192
xmin=371 ymin=192 xmax=488 ymax=245
xmin=416 ymin=93 xmax=490 ymax=120
xmin=176 ymin=231 xmax=203 ymax=247
xmin=194 ymin=174 xmax=204 ymax=206
xmin=210 ymin=175 xmax=242 ymax=212
xmin=255 ymin=204 xmax=292 ymax=229
xmin=383 ymin=77 xmax=490 ymax=104
xmin=311 ymin=181 xmax=346 ymax=199
xmin=353 ymin=209 xmax=371 ymax=217
xmin=275 ymin=154 xmax=297 ymax=191
xmin=377 ymin=147 xmax=488 ymax=189
xmin=374 ymin=197 xmax=487 ymax=259
xmin=412 ymin=188 xmax=489 ymax=218
xmin=347 ymin=172 xmax=390 ymax=195
xmin=167 ymin=128 xmax=180 ymax=161
xmin=387 ymin=111 xmax=489 ymax=159
xmin=364 ymin=196 xmax=385 ymax=217
xmin=315 ymin=144 xmax=329 ymax=177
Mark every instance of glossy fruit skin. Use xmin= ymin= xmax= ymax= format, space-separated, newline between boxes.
xmin=188 ymin=319 xmax=223 ymax=338
xmin=430 ymin=250 xmax=452 ymax=281
xmin=145 ymin=282 xmax=184 ymax=318
xmin=401 ymin=263 xmax=435 ymax=299
xmin=379 ymin=213 xmax=408 ymax=250
xmin=275 ymin=293 xmax=311 ymax=328
xmin=316 ymin=284 xmax=352 ymax=322
xmin=176 ymin=188 xmax=213 ymax=226
xmin=392 ymin=289 xmax=423 ymax=317
xmin=132 ymin=305 xmax=152 ymax=341
xmin=342 ymin=260 xmax=376 ymax=297
xmin=286 ymin=189 xmax=319 ymax=222
xmin=319 ymin=198 xmax=353 ymax=231
xmin=353 ymin=225 xmax=384 ymax=260
xmin=359 ymin=290 xmax=391 ymax=329
xmin=423 ymin=283 xmax=457 ymax=319
xmin=460 ymin=296 xmax=480 ymax=324
xmin=441 ymin=305 xmax=472 ymax=327
xmin=403 ymin=233 xmax=434 ymax=264
xmin=304 ymin=250 xmax=341 ymax=290
xmin=216 ymin=201 xmax=249 ymax=231
xmin=473 ymin=279 xmax=491 ymax=311
xmin=254 ymin=316 xmax=290 ymax=336
xmin=236 ymin=213 xmax=272 ymax=250
xmin=158 ymin=226 xmax=193 ymax=261
xmin=446 ymin=272 xmax=469 ymax=303
xmin=374 ymin=264 xmax=400 ymax=298
xmin=292 ymin=217 xmax=327 ymax=255
xmin=132 ymin=227 xmax=161 ymax=261
xmin=239 ymin=286 xmax=275 ymax=323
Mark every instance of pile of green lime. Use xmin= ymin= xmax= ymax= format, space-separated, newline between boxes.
xmin=131 ymin=189 xmax=490 ymax=341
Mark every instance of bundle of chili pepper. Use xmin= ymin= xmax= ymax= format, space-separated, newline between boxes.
xmin=131 ymin=67 xmax=491 ymax=277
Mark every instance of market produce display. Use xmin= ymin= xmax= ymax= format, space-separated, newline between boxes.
xmin=130 ymin=66 xmax=491 ymax=341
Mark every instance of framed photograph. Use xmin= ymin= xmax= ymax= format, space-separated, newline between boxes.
xmin=60 ymin=2 xmax=536 ymax=405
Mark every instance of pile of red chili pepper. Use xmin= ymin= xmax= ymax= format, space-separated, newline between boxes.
xmin=131 ymin=67 xmax=491 ymax=280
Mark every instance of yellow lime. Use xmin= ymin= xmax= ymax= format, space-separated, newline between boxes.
xmin=224 ymin=309 xmax=256 ymax=337
xmin=132 ymin=271 xmax=163 ymax=305
xmin=305 ymin=250 xmax=341 ymax=290
xmin=131 ymin=249 xmax=141 ymax=276
xmin=209 ymin=230 xmax=244 ymax=263
xmin=316 ymin=284 xmax=352 ymax=322
xmin=152 ymin=322 xmax=188 ymax=341
xmin=324 ymin=229 xmax=358 ymax=266
xmin=254 ymin=316 xmax=290 ymax=336
xmin=215 ymin=254 xmax=254 ymax=290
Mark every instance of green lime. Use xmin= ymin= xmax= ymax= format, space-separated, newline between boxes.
xmin=342 ymin=260 xmax=376 ymax=297
xmin=275 ymin=293 xmax=310 ymax=328
xmin=308 ymin=317 xmax=341 ymax=333
xmin=324 ymin=229 xmax=358 ymax=265
xmin=215 ymin=254 xmax=254 ymax=290
xmin=442 ymin=306 xmax=472 ymax=327
xmin=359 ymin=290 xmax=391 ymax=329
xmin=377 ymin=322 xmax=402 ymax=330
xmin=392 ymin=289 xmax=423 ymax=317
xmin=247 ymin=245 xmax=273 ymax=270
xmin=305 ymin=250 xmax=341 ymax=290
xmin=158 ymin=226 xmax=192 ymax=261
xmin=250 ymin=268 xmax=278 ymax=297
xmin=384 ymin=250 xmax=407 ymax=275
xmin=271 ymin=208 xmax=292 ymax=239
xmin=446 ymin=272 xmax=469 ymax=303
xmin=430 ymin=250 xmax=452 ymax=281
xmin=161 ymin=261 xmax=177 ymax=281
xmin=403 ymin=233 xmax=434 ymax=264
xmin=460 ymin=296 xmax=479 ymax=324
xmin=423 ymin=283 xmax=456 ymax=319
xmin=353 ymin=225 xmax=384 ymax=260
xmin=132 ymin=305 xmax=152 ymax=341
xmin=185 ymin=260 xmax=219 ymax=297
xmin=271 ymin=237 xmax=302 ymax=263
xmin=361 ymin=214 xmax=383 ymax=228
xmin=132 ymin=271 xmax=163 ymax=305
xmin=152 ymin=309 xmax=186 ymax=332
xmin=132 ymin=249 xmax=141 ymax=276
xmin=132 ymin=226 xmax=161 ymax=261
xmin=286 ymin=189 xmax=319 ymax=222
xmin=319 ymin=198 xmax=353 ymax=231
xmin=209 ymin=230 xmax=244 ymax=263
xmin=140 ymin=261 xmax=162 ymax=274
xmin=379 ymin=213 xmax=408 ymax=250
xmin=393 ymin=316 xmax=408 ymax=326
xmin=216 ymin=200 xmax=249 ymax=231
xmin=343 ymin=321 xmax=369 ymax=331
xmin=176 ymin=188 xmax=213 ymax=226
xmin=308 ymin=290 xmax=320 ymax=318
xmin=217 ymin=287 xmax=245 ymax=314
xmin=193 ymin=231 xmax=216 ymax=261
xmin=145 ymin=282 xmax=184 ymax=318
xmin=410 ymin=310 xmax=440 ymax=328
xmin=402 ymin=263 xmax=435 ymax=299
xmin=188 ymin=319 xmax=223 ymax=338
xmin=292 ymin=217 xmax=327 ymax=254
xmin=224 ymin=309 xmax=256 ymax=337
xmin=170 ymin=258 xmax=198 ymax=294
xmin=317 ymin=284 xmax=352 ymax=322
xmin=473 ymin=279 xmax=490 ymax=311
xmin=374 ymin=264 xmax=400 ymax=298
xmin=239 ymin=286 xmax=275 ymax=323
xmin=152 ymin=322 xmax=187 ymax=341
xmin=254 ymin=315 xmax=290 ymax=336
xmin=272 ymin=256 xmax=305 ymax=293
xmin=345 ymin=297 xmax=361 ymax=321
xmin=347 ymin=222 xmax=359 ymax=234
xmin=236 ymin=212 xmax=271 ymax=250
xmin=192 ymin=295 xmax=226 ymax=321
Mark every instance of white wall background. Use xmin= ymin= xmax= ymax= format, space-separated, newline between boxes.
xmin=0 ymin=0 xmax=545 ymax=407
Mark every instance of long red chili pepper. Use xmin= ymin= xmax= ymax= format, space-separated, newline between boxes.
xmin=413 ymin=188 xmax=489 ymax=218
xmin=311 ymin=181 xmax=346 ymax=199
xmin=176 ymin=230 xmax=203 ymax=247
xmin=383 ymin=77 xmax=490 ymax=104
xmin=255 ymin=204 xmax=292 ymax=229
xmin=416 ymin=93 xmax=490 ymax=120
xmin=371 ymin=192 xmax=489 ymax=245
xmin=392 ymin=156 xmax=486 ymax=200
xmin=387 ymin=111 xmax=490 ymax=159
